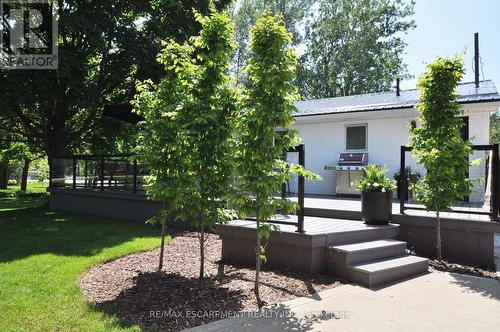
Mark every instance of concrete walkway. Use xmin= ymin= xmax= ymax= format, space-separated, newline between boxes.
xmin=189 ymin=272 xmax=500 ymax=332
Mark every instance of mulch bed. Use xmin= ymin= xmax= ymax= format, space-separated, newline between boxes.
xmin=79 ymin=231 xmax=342 ymax=331
xmin=429 ymin=259 xmax=497 ymax=279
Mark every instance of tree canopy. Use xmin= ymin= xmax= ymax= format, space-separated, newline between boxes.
xmin=297 ymin=0 xmax=415 ymax=99
xmin=231 ymin=0 xmax=313 ymax=84
xmin=0 ymin=0 xmax=232 ymax=165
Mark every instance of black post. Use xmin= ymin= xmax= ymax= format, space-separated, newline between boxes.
xmin=72 ymin=158 xmax=76 ymax=188
xmin=84 ymin=159 xmax=88 ymax=187
xmin=100 ymin=156 xmax=104 ymax=191
xmin=297 ymin=144 xmax=305 ymax=233
xmin=281 ymin=152 xmax=287 ymax=199
xmin=474 ymin=32 xmax=480 ymax=88
xmin=491 ymin=144 xmax=499 ymax=221
xmin=400 ymin=146 xmax=406 ymax=214
xmin=133 ymin=158 xmax=138 ymax=194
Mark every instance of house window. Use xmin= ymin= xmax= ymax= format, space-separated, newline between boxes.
xmin=346 ymin=125 xmax=367 ymax=150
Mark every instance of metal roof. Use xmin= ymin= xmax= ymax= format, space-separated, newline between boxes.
xmin=294 ymin=80 xmax=500 ymax=117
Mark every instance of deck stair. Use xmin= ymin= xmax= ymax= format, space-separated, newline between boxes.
xmin=327 ymin=237 xmax=429 ymax=288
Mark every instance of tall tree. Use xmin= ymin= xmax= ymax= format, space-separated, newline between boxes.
xmin=231 ymin=0 xmax=313 ymax=84
xmin=133 ymin=7 xmax=237 ymax=279
xmin=297 ymin=0 xmax=415 ymax=99
xmin=0 ymin=0 xmax=232 ymax=174
xmin=409 ymin=56 xmax=472 ymax=261
xmin=236 ymin=14 xmax=316 ymax=308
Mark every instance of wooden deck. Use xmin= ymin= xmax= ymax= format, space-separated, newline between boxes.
xmin=287 ymin=195 xmax=491 ymax=222
xmin=226 ymin=215 xmax=398 ymax=235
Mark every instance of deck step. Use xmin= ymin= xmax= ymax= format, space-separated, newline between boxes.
xmin=328 ymin=224 xmax=399 ymax=245
xmin=330 ymin=239 xmax=407 ymax=265
xmin=347 ymin=255 xmax=429 ymax=288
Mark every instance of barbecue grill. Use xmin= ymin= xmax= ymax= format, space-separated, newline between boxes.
xmin=335 ymin=152 xmax=368 ymax=196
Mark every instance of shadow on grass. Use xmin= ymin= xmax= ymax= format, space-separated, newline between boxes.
xmin=0 ymin=196 xmax=48 ymax=211
xmin=0 ymin=202 xmax=160 ymax=263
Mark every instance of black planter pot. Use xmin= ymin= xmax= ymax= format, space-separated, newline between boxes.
xmin=361 ymin=191 xmax=393 ymax=225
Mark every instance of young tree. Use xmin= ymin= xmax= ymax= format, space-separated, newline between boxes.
xmin=409 ymin=56 xmax=472 ymax=260
xmin=231 ymin=0 xmax=313 ymax=84
xmin=236 ymin=14 xmax=316 ymax=308
xmin=297 ymin=0 xmax=415 ymax=99
xmin=133 ymin=7 xmax=237 ymax=278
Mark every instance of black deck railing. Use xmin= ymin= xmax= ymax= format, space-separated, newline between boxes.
xmin=399 ymin=144 xmax=499 ymax=221
xmin=49 ymin=147 xmax=307 ymax=233
xmin=49 ymin=154 xmax=146 ymax=193
xmin=276 ymin=144 xmax=305 ymax=233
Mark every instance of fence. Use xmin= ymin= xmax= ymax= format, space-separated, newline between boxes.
xmin=399 ymin=144 xmax=499 ymax=221
xmin=49 ymin=154 xmax=146 ymax=193
xmin=49 ymin=146 xmax=307 ymax=233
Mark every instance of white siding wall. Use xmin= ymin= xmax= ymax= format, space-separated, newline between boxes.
xmin=292 ymin=109 xmax=491 ymax=203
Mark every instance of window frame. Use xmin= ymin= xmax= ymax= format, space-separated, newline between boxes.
xmin=345 ymin=123 xmax=368 ymax=151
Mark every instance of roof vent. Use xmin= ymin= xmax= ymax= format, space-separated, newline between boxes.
xmin=396 ymin=78 xmax=401 ymax=97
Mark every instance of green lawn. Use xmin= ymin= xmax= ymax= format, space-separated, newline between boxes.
xmin=0 ymin=181 xmax=49 ymax=195
xmin=0 ymin=196 xmax=164 ymax=331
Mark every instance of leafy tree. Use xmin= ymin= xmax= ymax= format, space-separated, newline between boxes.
xmin=133 ymin=7 xmax=237 ymax=279
xmin=409 ymin=56 xmax=472 ymax=261
xmin=0 ymin=142 xmax=43 ymax=191
xmin=236 ymin=14 xmax=317 ymax=308
xmin=231 ymin=0 xmax=313 ymax=84
xmin=490 ymin=112 xmax=500 ymax=144
xmin=297 ymin=0 xmax=415 ymax=99
xmin=0 ymin=0 xmax=232 ymax=175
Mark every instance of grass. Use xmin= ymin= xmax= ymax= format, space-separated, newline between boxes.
xmin=0 ymin=195 xmax=165 ymax=331
xmin=0 ymin=181 xmax=49 ymax=195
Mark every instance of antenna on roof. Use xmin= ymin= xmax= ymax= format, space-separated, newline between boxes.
xmin=474 ymin=33 xmax=480 ymax=88
xmin=396 ymin=78 xmax=401 ymax=96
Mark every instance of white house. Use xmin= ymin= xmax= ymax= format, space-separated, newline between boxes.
xmin=290 ymin=80 xmax=500 ymax=202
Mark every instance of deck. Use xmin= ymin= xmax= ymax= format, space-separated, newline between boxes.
xmin=226 ymin=215 xmax=398 ymax=236
xmin=288 ymin=194 xmax=491 ymax=222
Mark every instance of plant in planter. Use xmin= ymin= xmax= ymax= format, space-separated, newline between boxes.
xmin=393 ymin=166 xmax=421 ymax=201
xmin=355 ymin=164 xmax=397 ymax=225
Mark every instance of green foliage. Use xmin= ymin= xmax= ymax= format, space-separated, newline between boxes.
xmin=490 ymin=112 xmax=500 ymax=144
xmin=297 ymin=0 xmax=415 ymax=99
xmin=134 ymin=6 xmax=236 ymax=224
xmin=231 ymin=0 xmax=314 ymax=84
xmin=355 ymin=164 xmax=396 ymax=192
xmin=236 ymin=13 xmax=318 ymax=225
xmin=409 ymin=56 xmax=472 ymax=212
xmin=393 ymin=166 xmax=421 ymax=184
xmin=0 ymin=0 xmax=232 ymax=163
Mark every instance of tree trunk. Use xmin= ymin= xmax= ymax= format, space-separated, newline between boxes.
xmin=254 ymin=216 xmax=264 ymax=309
xmin=158 ymin=201 xmax=167 ymax=272
xmin=436 ymin=209 xmax=442 ymax=261
xmin=158 ymin=219 xmax=166 ymax=272
xmin=0 ymin=162 xmax=8 ymax=189
xmin=20 ymin=159 xmax=30 ymax=192
xmin=199 ymin=211 xmax=205 ymax=281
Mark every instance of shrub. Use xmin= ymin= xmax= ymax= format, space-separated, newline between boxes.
xmin=355 ymin=164 xmax=397 ymax=193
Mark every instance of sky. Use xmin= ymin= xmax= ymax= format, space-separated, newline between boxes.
xmin=233 ymin=0 xmax=500 ymax=91
xmin=401 ymin=0 xmax=500 ymax=89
